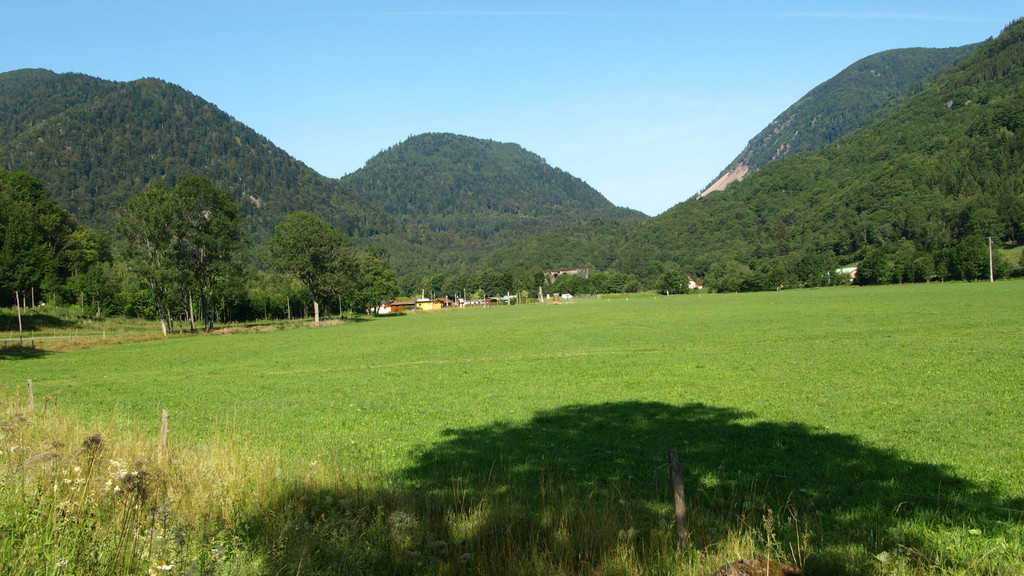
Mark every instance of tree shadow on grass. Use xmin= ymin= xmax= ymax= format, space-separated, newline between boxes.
xmin=0 ymin=310 xmax=75 ymax=332
xmin=247 ymin=402 xmax=1023 ymax=575
xmin=0 ymin=343 xmax=51 ymax=360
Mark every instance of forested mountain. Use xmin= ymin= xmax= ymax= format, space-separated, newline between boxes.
xmin=339 ymin=133 xmax=646 ymax=277
xmin=626 ymin=18 xmax=1024 ymax=289
xmin=701 ymin=45 xmax=976 ymax=196
xmin=0 ymin=69 xmax=386 ymax=240
xmin=0 ymin=73 xmax=643 ymax=280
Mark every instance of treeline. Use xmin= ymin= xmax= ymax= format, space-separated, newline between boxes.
xmin=0 ymin=165 xmax=694 ymax=329
xmin=5 ymin=162 xmax=1019 ymax=328
xmin=399 ymin=266 xmax=660 ymax=302
xmin=0 ymin=170 xmax=398 ymax=327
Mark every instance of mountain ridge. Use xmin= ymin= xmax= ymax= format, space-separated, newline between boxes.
xmin=0 ymin=70 xmax=643 ymax=279
xmin=0 ymin=69 xmax=386 ymax=239
xmin=629 ymin=18 xmax=1024 ymax=289
xmin=699 ymin=44 xmax=977 ymax=196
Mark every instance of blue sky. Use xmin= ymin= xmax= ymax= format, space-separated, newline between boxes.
xmin=4 ymin=2 xmax=1021 ymax=215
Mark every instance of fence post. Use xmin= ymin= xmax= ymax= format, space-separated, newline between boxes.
xmin=15 ymin=291 xmax=23 ymax=343
xmin=27 ymin=379 xmax=34 ymax=413
xmin=160 ymin=409 xmax=170 ymax=453
xmin=668 ymin=447 xmax=689 ymax=550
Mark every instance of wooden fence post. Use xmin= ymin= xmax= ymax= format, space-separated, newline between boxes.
xmin=160 ymin=409 xmax=170 ymax=453
xmin=27 ymin=379 xmax=34 ymax=413
xmin=668 ymin=447 xmax=689 ymax=550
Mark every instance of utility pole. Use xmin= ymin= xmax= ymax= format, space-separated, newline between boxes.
xmin=15 ymin=291 xmax=23 ymax=343
xmin=988 ymin=237 xmax=995 ymax=282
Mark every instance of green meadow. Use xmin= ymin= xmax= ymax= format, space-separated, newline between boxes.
xmin=3 ymin=282 xmax=1023 ymax=575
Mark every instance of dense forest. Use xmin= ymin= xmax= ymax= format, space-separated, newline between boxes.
xmin=2 ymin=19 xmax=1023 ymax=320
xmin=0 ymin=169 xmax=401 ymax=323
xmin=0 ymin=170 xmax=86 ymax=308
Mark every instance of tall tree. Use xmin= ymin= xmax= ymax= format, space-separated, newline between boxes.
xmin=118 ymin=180 xmax=182 ymax=330
xmin=60 ymin=228 xmax=116 ymax=315
xmin=264 ymin=211 xmax=353 ymax=324
xmin=171 ymin=176 xmax=244 ymax=330
xmin=350 ymin=247 xmax=400 ymax=315
xmin=0 ymin=170 xmax=78 ymax=306
xmin=118 ymin=176 xmax=242 ymax=331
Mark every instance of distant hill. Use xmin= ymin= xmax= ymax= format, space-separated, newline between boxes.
xmin=628 ymin=18 xmax=1024 ymax=289
xmin=700 ymin=45 xmax=976 ymax=197
xmin=0 ymin=72 xmax=643 ymax=278
xmin=0 ymin=69 xmax=384 ymax=240
xmin=339 ymin=133 xmax=646 ymax=276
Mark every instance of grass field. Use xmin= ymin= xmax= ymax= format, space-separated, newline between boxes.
xmin=3 ymin=282 xmax=1023 ymax=575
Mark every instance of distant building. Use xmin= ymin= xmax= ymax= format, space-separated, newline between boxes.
xmin=835 ymin=267 xmax=858 ymax=281
xmin=544 ymin=267 xmax=590 ymax=283
xmin=380 ymin=298 xmax=446 ymax=314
